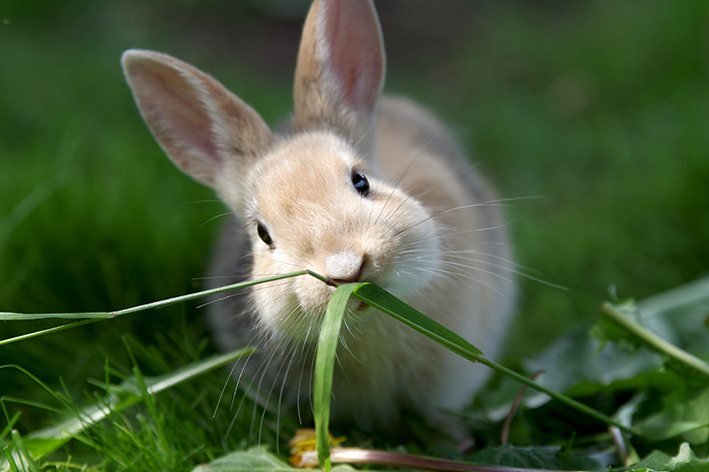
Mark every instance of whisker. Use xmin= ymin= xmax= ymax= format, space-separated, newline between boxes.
xmin=353 ymin=121 xmax=377 ymax=152
xmin=374 ymin=124 xmax=448 ymax=227
xmin=435 ymin=260 xmax=515 ymax=284
xmin=178 ymin=199 xmax=224 ymax=206
xmin=199 ymin=212 xmax=237 ymax=227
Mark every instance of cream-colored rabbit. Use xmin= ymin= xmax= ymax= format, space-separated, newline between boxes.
xmin=122 ymin=0 xmax=515 ymax=429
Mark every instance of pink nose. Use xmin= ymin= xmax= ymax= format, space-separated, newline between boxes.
xmin=325 ymin=251 xmax=365 ymax=283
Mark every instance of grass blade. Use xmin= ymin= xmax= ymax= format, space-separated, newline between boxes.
xmin=0 ymin=412 xmax=21 ymax=444
xmin=350 ymin=283 xmax=639 ymax=436
xmin=0 ymin=270 xmax=331 ymax=346
xmin=314 ymin=283 xmax=362 ymax=471
xmin=0 ymin=348 xmax=252 ymax=467
xmin=0 ymin=319 xmax=100 ymax=347
xmin=10 ymin=430 xmax=40 ymax=472
xmin=0 ymin=271 xmax=315 ymax=321
xmin=351 ymin=283 xmax=482 ymax=356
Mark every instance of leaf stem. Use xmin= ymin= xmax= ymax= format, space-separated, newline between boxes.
xmin=328 ymin=448 xmax=593 ymax=472
xmin=0 ymin=270 xmax=320 ymax=346
xmin=351 ymin=283 xmax=640 ymax=436
xmin=474 ymin=356 xmax=637 ymax=435
xmin=0 ymin=270 xmax=313 ymax=321
xmin=601 ymin=301 xmax=709 ymax=378
xmin=637 ymin=276 xmax=709 ymax=319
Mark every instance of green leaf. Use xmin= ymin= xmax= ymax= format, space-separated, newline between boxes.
xmin=591 ymin=299 xmax=646 ymax=354
xmin=634 ymin=387 xmax=709 ymax=443
xmin=523 ymin=331 xmax=664 ymax=402
xmin=628 ymin=443 xmax=709 ymax=472
xmin=190 ymin=447 xmax=295 ymax=471
xmin=189 ymin=448 xmax=359 ymax=472
xmin=314 ymin=283 xmax=362 ymax=471
xmin=468 ymin=445 xmax=606 ymax=471
xmin=593 ymin=300 xmax=709 ymax=381
xmin=352 ymin=283 xmax=482 ymax=356
xmin=638 ymin=277 xmax=709 ymax=327
xmin=352 ymin=283 xmax=635 ymax=434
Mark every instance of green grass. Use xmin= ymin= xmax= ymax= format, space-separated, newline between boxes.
xmin=1 ymin=0 xmax=708 ymax=470
xmin=4 ymin=270 xmax=709 ymax=470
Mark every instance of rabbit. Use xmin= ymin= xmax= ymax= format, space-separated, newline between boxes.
xmin=121 ymin=0 xmax=515 ymax=430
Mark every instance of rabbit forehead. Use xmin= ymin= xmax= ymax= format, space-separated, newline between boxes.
xmin=252 ymin=132 xmax=362 ymax=222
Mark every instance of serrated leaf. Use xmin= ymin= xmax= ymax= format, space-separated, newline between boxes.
xmin=189 ymin=448 xmax=359 ymax=472
xmin=190 ymin=447 xmax=295 ymax=471
xmin=468 ymin=445 xmax=605 ymax=471
xmin=523 ymin=331 xmax=664 ymax=402
xmin=634 ymin=387 xmax=709 ymax=443
xmin=591 ymin=299 xmax=646 ymax=354
xmin=593 ymin=300 xmax=709 ymax=382
xmin=628 ymin=443 xmax=708 ymax=472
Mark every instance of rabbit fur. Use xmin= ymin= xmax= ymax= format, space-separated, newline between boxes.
xmin=122 ymin=0 xmax=515 ymax=429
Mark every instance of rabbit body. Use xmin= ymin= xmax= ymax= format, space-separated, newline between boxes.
xmin=208 ymin=97 xmax=515 ymax=427
xmin=122 ymin=0 xmax=515 ymax=429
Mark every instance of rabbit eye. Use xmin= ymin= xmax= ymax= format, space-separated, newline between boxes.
xmin=352 ymin=170 xmax=370 ymax=197
xmin=257 ymin=223 xmax=274 ymax=248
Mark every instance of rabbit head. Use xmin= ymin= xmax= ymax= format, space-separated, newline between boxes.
xmin=122 ymin=0 xmax=442 ymax=342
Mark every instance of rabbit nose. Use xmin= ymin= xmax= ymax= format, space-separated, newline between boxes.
xmin=325 ymin=251 xmax=366 ymax=284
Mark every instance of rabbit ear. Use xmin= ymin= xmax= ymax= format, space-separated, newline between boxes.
xmin=293 ymin=0 xmax=385 ymax=159
xmin=121 ymin=49 xmax=274 ymax=189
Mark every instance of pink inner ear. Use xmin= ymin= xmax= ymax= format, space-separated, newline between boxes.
xmin=156 ymin=72 xmax=218 ymax=158
xmin=324 ymin=0 xmax=383 ymax=113
xmin=136 ymin=63 xmax=218 ymax=164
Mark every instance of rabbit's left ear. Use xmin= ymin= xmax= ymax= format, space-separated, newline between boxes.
xmin=121 ymin=49 xmax=274 ymax=191
xmin=293 ymin=0 xmax=385 ymax=160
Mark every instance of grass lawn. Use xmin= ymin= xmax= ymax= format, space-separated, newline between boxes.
xmin=1 ymin=0 xmax=708 ymax=469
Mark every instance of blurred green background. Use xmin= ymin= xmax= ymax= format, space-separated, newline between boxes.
xmin=1 ymin=0 xmax=708 ymax=433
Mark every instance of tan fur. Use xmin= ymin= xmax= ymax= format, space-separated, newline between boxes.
xmin=293 ymin=0 xmax=384 ymax=161
xmin=122 ymin=0 xmax=515 ymax=429
xmin=121 ymin=49 xmax=274 ymax=210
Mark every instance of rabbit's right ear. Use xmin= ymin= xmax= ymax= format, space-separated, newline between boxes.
xmin=121 ymin=50 xmax=274 ymax=191
xmin=293 ymin=0 xmax=385 ymax=161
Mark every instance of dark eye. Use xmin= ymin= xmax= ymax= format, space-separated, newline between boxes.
xmin=257 ymin=223 xmax=274 ymax=248
xmin=352 ymin=170 xmax=370 ymax=196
